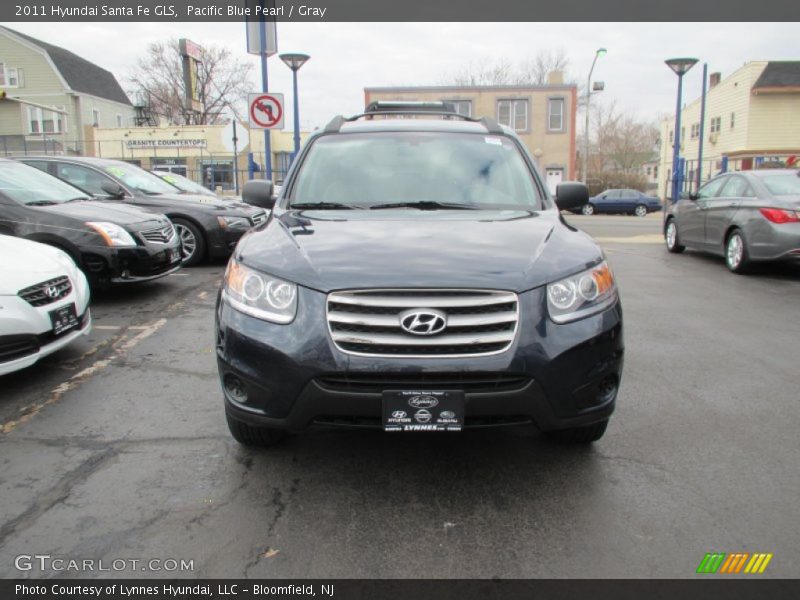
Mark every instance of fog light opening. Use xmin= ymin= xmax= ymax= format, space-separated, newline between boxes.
xmin=224 ymin=374 xmax=248 ymax=403
xmin=596 ymin=375 xmax=618 ymax=404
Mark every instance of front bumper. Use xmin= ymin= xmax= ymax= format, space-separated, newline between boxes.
xmin=215 ymin=287 xmax=624 ymax=433
xmin=79 ymin=242 xmax=182 ymax=284
xmin=207 ymin=227 xmax=249 ymax=259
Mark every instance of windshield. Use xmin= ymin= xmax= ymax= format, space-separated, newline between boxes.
xmin=154 ymin=171 xmax=215 ymax=196
xmin=762 ymin=174 xmax=800 ymax=196
xmin=104 ymin=163 xmax=182 ymax=195
xmin=0 ymin=161 xmax=89 ymax=205
xmin=289 ymin=132 xmax=543 ymax=210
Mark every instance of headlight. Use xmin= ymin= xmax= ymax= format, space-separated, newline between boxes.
xmin=222 ymin=259 xmax=297 ymax=324
xmin=217 ymin=216 xmax=251 ymax=230
xmin=547 ymin=261 xmax=617 ymax=324
xmin=85 ymin=221 xmax=136 ymax=247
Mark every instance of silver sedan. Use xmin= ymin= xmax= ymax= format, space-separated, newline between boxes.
xmin=664 ymin=169 xmax=800 ymax=273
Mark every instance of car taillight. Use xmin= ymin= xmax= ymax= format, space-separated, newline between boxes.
xmin=759 ymin=208 xmax=800 ymax=224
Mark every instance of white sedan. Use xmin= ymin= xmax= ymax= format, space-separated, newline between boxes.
xmin=0 ymin=235 xmax=92 ymax=376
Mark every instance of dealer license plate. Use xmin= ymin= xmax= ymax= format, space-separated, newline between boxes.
xmin=382 ymin=390 xmax=464 ymax=432
xmin=50 ymin=303 xmax=79 ymax=336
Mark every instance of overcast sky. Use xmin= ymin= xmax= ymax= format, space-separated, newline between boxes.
xmin=5 ymin=21 xmax=798 ymax=132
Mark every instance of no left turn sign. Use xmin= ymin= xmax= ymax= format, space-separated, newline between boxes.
xmin=248 ymin=93 xmax=284 ymax=129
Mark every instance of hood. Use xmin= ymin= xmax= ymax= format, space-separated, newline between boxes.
xmin=235 ymin=209 xmax=603 ymax=293
xmin=0 ymin=235 xmax=73 ymax=293
xmin=39 ymin=200 xmax=165 ymax=229
xmin=148 ymin=193 xmax=260 ymax=215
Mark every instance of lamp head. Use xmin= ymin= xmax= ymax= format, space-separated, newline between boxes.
xmin=279 ymin=53 xmax=311 ymax=71
xmin=665 ymin=58 xmax=699 ymax=76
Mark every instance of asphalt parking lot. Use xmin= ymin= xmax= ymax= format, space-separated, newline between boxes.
xmin=1 ymin=213 xmax=798 ymax=578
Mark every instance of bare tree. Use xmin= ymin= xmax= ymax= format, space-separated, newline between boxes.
xmin=512 ymin=49 xmax=571 ymax=85
xmin=442 ymin=49 xmax=573 ymax=87
xmin=128 ymin=39 xmax=253 ymax=125
xmin=593 ymin=102 xmax=659 ymax=173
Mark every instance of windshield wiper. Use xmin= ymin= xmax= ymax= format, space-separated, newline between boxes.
xmin=370 ymin=201 xmax=477 ymax=210
xmin=25 ymin=200 xmax=57 ymax=206
xmin=64 ymin=197 xmax=89 ymax=203
xmin=290 ymin=202 xmax=359 ymax=210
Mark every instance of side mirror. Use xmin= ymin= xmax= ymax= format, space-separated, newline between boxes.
xmin=555 ymin=182 xmax=590 ymax=211
xmin=100 ymin=180 xmax=125 ymax=199
xmin=242 ymin=180 xmax=275 ymax=210
xmin=679 ymin=191 xmax=698 ymax=201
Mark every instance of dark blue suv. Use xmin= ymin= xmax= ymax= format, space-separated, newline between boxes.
xmin=215 ymin=102 xmax=624 ymax=446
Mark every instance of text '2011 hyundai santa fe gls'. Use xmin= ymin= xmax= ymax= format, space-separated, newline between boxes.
xmin=215 ymin=102 xmax=624 ymax=446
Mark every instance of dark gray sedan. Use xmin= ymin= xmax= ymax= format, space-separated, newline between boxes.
xmin=664 ymin=169 xmax=800 ymax=273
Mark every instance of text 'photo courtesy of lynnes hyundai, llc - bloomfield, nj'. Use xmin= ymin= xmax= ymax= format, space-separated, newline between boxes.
xmin=0 ymin=4 xmax=799 ymax=593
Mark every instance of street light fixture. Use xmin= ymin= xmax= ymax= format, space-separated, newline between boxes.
xmin=279 ymin=53 xmax=311 ymax=158
xmin=665 ymin=57 xmax=699 ymax=202
xmin=583 ymin=47 xmax=607 ymax=184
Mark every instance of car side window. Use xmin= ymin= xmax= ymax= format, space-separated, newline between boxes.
xmin=605 ymin=190 xmax=621 ymax=199
xmin=696 ymin=177 xmax=726 ymax=199
xmin=719 ymin=176 xmax=749 ymax=198
xmin=623 ymin=189 xmax=638 ymax=198
xmin=56 ymin=163 xmax=114 ymax=197
xmin=22 ymin=160 xmax=51 ymax=174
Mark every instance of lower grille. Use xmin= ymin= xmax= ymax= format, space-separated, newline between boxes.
xmin=0 ymin=335 xmax=39 ymax=363
xmin=316 ymin=373 xmax=531 ymax=394
xmin=327 ymin=289 xmax=519 ymax=357
xmin=18 ymin=276 xmax=72 ymax=307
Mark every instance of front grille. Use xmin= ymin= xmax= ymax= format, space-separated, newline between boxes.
xmin=327 ymin=289 xmax=519 ymax=357
xmin=316 ymin=372 xmax=531 ymax=394
xmin=140 ymin=224 xmax=176 ymax=244
xmin=251 ymin=211 xmax=267 ymax=226
xmin=18 ymin=276 xmax=72 ymax=307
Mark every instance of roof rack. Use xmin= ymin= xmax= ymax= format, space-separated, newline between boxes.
xmin=323 ymin=101 xmax=506 ymax=135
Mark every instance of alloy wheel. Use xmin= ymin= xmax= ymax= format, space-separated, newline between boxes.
xmin=666 ymin=222 xmax=677 ymax=249
xmin=727 ymin=233 xmax=744 ymax=270
xmin=175 ymin=223 xmax=197 ymax=262
xmin=635 ymin=205 xmax=647 ymax=217
xmin=582 ymin=204 xmax=594 ymax=216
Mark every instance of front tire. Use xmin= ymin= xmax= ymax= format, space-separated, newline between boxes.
xmin=634 ymin=204 xmax=648 ymax=217
xmin=173 ymin=218 xmax=206 ymax=267
xmin=665 ymin=219 xmax=685 ymax=253
xmin=546 ymin=419 xmax=609 ymax=444
xmin=226 ymin=409 xmax=287 ymax=447
xmin=725 ymin=229 xmax=751 ymax=274
xmin=581 ymin=203 xmax=595 ymax=216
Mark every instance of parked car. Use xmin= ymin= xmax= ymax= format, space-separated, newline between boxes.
xmin=19 ymin=157 xmax=268 ymax=266
xmin=578 ymin=189 xmax=662 ymax=216
xmin=665 ymin=169 xmax=800 ymax=273
xmin=0 ymin=159 xmax=182 ymax=287
xmin=0 ymin=235 xmax=91 ymax=376
xmin=215 ymin=102 xmax=624 ymax=447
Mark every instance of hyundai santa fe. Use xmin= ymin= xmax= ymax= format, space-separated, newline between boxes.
xmin=215 ymin=102 xmax=624 ymax=446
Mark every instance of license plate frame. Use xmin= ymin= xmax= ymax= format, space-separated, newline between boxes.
xmin=382 ymin=390 xmax=464 ymax=432
xmin=49 ymin=303 xmax=79 ymax=336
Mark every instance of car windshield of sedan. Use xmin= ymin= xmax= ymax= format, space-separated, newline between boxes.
xmin=104 ymin=163 xmax=182 ymax=195
xmin=0 ymin=162 xmax=89 ymax=205
xmin=154 ymin=171 xmax=215 ymax=196
xmin=762 ymin=174 xmax=800 ymax=196
xmin=289 ymin=132 xmax=543 ymax=210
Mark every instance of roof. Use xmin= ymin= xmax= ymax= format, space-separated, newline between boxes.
xmin=18 ymin=155 xmax=121 ymax=166
xmin=338 ymin=118 xmax=507 ymax=135
xmin=752 ymin=61 xmax=800 ymax=93
xmin=1 ymin=27 xmax=131 ymax=105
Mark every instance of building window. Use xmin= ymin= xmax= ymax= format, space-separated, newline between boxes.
xmin=710 ymin=117 xmax=721 ymax=134
xmin=690 ymin=123 xmax=700 ymax=139
xmin=444 ymin=100 xmax=472 ymax=117
xmin=0 ymin=63 xmax=22 ymax=87
xmin=547 ymin=98 xmax=565 ymax=131
xmin=116 ymin=114 xmax=124 ymax=127
xmin=497 ymin=99 xmax=528 ymax=132
xmin=92 ymin=109 xmax=100 ymax=127
xmin=28 ymin=106 xmax=67 ymax=134
xmin=681 ymin=127 xmax=685 ymax=142
xmin=730 ymin=112 xmax=735 ymax=129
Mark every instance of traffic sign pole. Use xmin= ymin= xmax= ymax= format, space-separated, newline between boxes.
xmin=259 ymin=14 xmax=272 ymax=181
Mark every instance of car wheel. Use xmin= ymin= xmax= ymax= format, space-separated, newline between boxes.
xmin=172 ymin=219 xmax=206 ymax=267
xmin=581 ymin=204 xmax=595 ymax=216
xmin=634 ymin=204 xmax=648 ymax=217
xmin=665 ymin=219 xmax=685 ymax=253
xmin=546 ymin=419 xmax=609 ymax=444
xmin=225 ymin=409 xmax=287 ymax=447
xmin=725 ymin=229 xmax=751 ymax=274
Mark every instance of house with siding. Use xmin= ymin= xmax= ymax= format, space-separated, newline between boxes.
xmin=0 ymin=26 xmax=134 ymax=155
xmin=658 ymin=61 xmax=800 ymax=198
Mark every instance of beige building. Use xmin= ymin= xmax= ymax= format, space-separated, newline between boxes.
xmin=85 ymin=122 xmax=309 ymax=190
xmin=0 ymin=26 xmax=135 ymax=153
xmin=658 ymin=61 xmax=800 ymax=198
xmin=365 ymin=75 xmax=577 ymax=193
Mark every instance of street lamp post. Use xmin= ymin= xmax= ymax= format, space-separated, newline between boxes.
xmin=279 ymin=53 xmax=311 ymax=159
xmin=665 ymin=58 xmax=699 ymax=202
xmin=583 ymin=47 xmax=606 ymax=184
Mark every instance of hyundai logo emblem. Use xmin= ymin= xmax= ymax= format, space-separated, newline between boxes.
xmin=44 ymin=285 xmax=59 ymax=298
xmin=399 ymin=309 xmax=447 ymax=336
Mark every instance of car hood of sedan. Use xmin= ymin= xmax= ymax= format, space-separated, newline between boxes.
xmin=235 ymin=209 xmax=603 ymax=293
xmin=0 ymin=235 xmax=75 ymax=294
xmin=40 ymin=200 xmax=166 ymax=229
xmin=152 ymin=193 xmax=260 ymax=214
